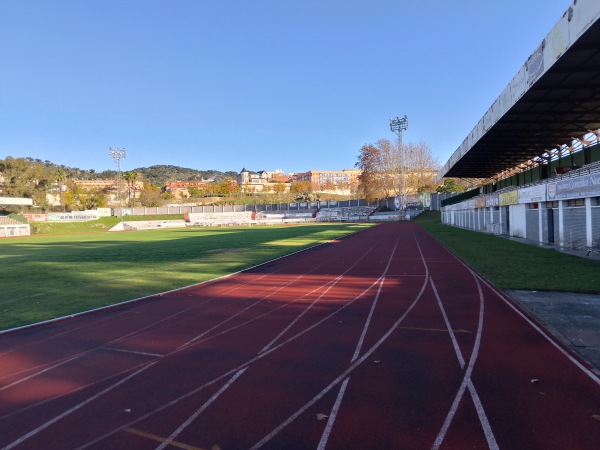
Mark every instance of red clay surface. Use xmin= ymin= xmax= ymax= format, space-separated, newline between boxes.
xmin=1 ymin=222 xmax=599 ymax=449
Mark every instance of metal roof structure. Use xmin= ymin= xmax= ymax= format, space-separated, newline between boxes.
xmin=437 ymin=1 xmax=600 ymax=181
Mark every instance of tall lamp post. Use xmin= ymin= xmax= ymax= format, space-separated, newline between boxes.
xmin=389 ymin=115 xmax=409 ymax=216
xmin=109 ymin=147 xmax=126 ymax=218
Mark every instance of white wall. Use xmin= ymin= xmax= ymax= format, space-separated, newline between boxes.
xmin=509 ymin=204 xmax=527 ymax=238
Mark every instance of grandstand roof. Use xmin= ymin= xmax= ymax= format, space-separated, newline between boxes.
xmin=438 ymin=2 xmax=600 ymax=181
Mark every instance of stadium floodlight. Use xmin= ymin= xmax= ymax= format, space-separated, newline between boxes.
xmin=109 ymin=147 xmax=126 ymax=218
xmin=389 ymin=115 xmax=409 ymax=144
xmin=389 ymin=115 xmax=409 ymax=214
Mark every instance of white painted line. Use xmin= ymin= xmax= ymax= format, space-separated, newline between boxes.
xmin=103 ymin=347 xmax=164 ymax=358
xmin=0 ymin=354 xmax=82 ymax=392
xmin=250 ymin=240 xmax=431 ymax=449
xmin=430 ymin=278 xmax=465 ymax=368
xmin=432 ymin=276 xmax=498 ymax=450
xmin=430 ymin=277 xmax=497 ymax=450
xmin=317 ymin=377 xmax=350 ymax=450
xmin=4 ymin=362 xmax=156 ymax=450
xmin=259 ymin=236 xmax=383 ymax=354
xmin=155 ymin=367 xmax=248 ymax=450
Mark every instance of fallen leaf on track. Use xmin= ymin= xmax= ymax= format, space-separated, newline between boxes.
xmin=316 ymin=413 xmax=329 ymax=420
xmin=530 ymin=379 xmax=539 ymax=383
xmin=373 ymin=360 xmax=381 ymax=364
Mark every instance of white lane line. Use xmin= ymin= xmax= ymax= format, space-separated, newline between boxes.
xmin=3 ymin=361 xmax=157 ymax=450
xmin=351 ymin=239 xmax=404 ymax=363
xmin=0 ymin=354 xmax=82 ymax=392
xmin=155 ymin=367 xmax=248 ymax=450
xmin=259 ymin=237 xmax=383 ymax=354
xmin=178 ymin=237 xmax=373 ymax=351
xmin=431 ymin=276 xmax=497 ymax=450
xmin=316 ymin=239 xmax=401 ymax=448
xmin=179 ymin=270 xmax=330 ymax=351
xmin=250 ymin=240 xmax=430 ymax=449
xmin=430 ymin=278 xmax=465 ymax=368
xmin=351 ymin=275 xmax=385 ymax=363
xmin=430 ymin=277 xmax=498 ymax=450
xmin=102 ymin=347 xmax=164 ymax=358
xmin=0 ymin=361 xmax=159 ymax=421
xmin=316 ymin=377 xmax=350 ymax=450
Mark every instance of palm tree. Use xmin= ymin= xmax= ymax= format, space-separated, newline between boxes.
xmin=123 ymin=170 xmax=140 ymax=207
xmin=55 ymin=168 xmax=67 ymax=211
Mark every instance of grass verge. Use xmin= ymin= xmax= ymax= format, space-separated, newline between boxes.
xmin=415 ymin=211 xmax=600 ymax=294
xmin=0 ymin=223 xmax=373 ymax=331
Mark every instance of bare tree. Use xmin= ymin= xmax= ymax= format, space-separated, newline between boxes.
xmin=356 ymin=139 xmax=440 ymax=202
xmin=398 ymin=141 xmax=440 ymax=193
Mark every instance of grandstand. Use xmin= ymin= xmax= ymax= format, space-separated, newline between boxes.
xmin=438 ymin=1 xmax=600 ymax=255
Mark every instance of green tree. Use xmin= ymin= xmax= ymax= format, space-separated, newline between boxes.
xmin=123 ymin=170 xmax=140 ymax=207
xmin=273 ymin=182 xmax=287 ymax=200
xmin=219 ymin=179 xmax=240 ymax=196
xmin=436 ymin=178 xmax=465 ymax=194
xmin=188 ymin=186 xmax=201 ymax=198
xmin=0 ymin=156 xmax=53 ymax=207
xmin=55 ymin=168 xmax=67 ymax=211
xmin=139 ymin=183 xmax=164 ymax=207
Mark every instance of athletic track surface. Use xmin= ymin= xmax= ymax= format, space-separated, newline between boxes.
xmin=1 ymin=222 xmax=599 ymax=449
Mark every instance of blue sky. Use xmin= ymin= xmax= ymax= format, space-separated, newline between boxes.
xmin=1 ymin=0 xmax=572 ymax=174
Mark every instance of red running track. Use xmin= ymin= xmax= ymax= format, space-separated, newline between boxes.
xmin=0 ymin=222 xmax=599 ymax=449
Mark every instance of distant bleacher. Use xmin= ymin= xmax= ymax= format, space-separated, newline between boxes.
xmin=185 ymin=212 xmax=254 ymax=227
xmin=254 ymin=210 xmax=317 ymax=225
xmin=316 ymin=206 xmax=375 ymax=222
xmin=122 ymin=220 xmax=187 ymax=231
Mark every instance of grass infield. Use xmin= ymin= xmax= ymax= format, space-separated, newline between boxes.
xmin=415 ymin=211 xmax=600 ymax=294
xmin=0 ymin=223 xmax=373 ymax=331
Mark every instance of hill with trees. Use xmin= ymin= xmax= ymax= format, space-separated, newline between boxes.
xmin=0 ymin=156 xmax=240 ymax=211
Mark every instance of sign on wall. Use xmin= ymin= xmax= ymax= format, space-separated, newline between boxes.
xmin=547 ymin=173 xmax=600 ymax=200
xmin=518 ymin=185 xmax=547 ymax=203
xmin=499 ymin=190 xmax=519 ymax=206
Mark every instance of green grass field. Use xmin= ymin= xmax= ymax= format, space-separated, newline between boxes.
xmin=415 ymin=212 xmax=600 ymax=293
xmin=0 ymin=223 xmax=372 ymax=331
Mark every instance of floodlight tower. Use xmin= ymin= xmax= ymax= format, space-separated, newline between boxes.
xmin=389 ymin=115 xmax=409 ymax=213
xmin=109 ymin=147 xmax=126 ymax=217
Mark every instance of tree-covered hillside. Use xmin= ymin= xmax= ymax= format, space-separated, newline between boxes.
xmin=0 ymin=156 xmax=240 ymax=211
xmin=135 ymin=165 xmax=239 ymax=186
xmin=0 ymin=157 xmax=239 ymax=187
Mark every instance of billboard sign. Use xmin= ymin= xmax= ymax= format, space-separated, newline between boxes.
xmin=547 ymin=173 xmax=600 ymax=200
